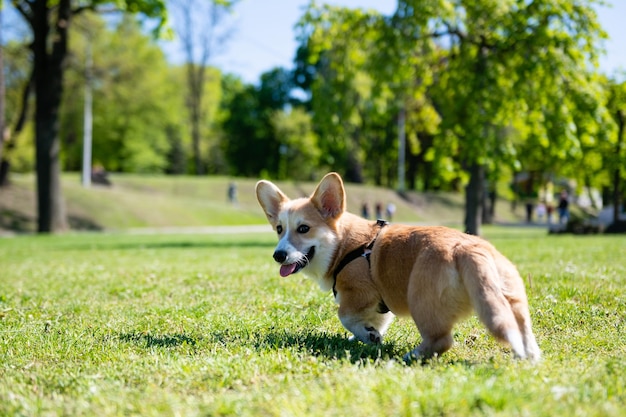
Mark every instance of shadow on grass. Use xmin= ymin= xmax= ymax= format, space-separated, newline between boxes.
xmin=252 ymin=329 xmax=402 ymax=363
xmin=0 ymin=208 xmax=34 ymax=233
xmin=118 ymin=332 xmax=198 ymax=348
xmin=116 ymin=328 xmax=478 ymax=367
xmin=253 ymin=330 xmax=482 ymax=367
xmin=0 ymin=209 xmax=103 ymax=233
xmin=68 ymin=215 xmax=103 ymax=231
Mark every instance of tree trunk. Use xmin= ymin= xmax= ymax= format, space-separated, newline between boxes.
xmin=482 ymin=187 xmax=496 ymax=225
xmin=33 ymin=0 xmax=68 ymax=232
xmin=345 ymin=149 xmax=364 ymax=183
xmin=190 ymin=87 xmax=204 ymax=175
xmin=35 ymin=115 xmax=67 ymax=232
xmin=186 ymin=63 xmax=206 ymax=175
xmin=407 ymin=151 xmax=418 ymax=190
xmin=613 ymin=109 xmax=624 ymax=224
xmin=0 ymin=8 xmax=5 ymax=169
xmin=464 ymin=163 xmax=484 ymax=235
xmin=176 ymin=0 xmax=218 ymax=176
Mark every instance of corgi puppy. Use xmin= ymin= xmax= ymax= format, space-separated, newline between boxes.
xmin=256 ymin=172 xmax=540 ymax=362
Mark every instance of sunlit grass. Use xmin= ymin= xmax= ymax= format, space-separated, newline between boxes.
xmin=1 ymin=227 xmax=625 ymax=416
xmin=2 ymin=173 xmax=525 ymax=233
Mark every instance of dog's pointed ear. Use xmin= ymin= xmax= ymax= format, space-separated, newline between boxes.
xmin=256 ymin=180 xmax=289 ymax=224
xmin=311 ymin=172 xmax=346 ymax=219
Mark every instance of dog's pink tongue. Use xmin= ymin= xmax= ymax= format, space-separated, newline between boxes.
xmin=280 ymin=263 xmax=297 ymax=277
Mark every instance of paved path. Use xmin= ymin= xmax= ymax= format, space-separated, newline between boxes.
xmin=124 ymin=224 xmax=273 ymax=235
xmin=1 ymin=222 xmax=551 ymax=238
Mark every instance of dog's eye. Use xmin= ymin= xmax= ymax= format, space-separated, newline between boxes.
xmin=276 ymin=225 xmax=283 ymax=234
xmin=297 ymin=225 xmax=310 ymax=234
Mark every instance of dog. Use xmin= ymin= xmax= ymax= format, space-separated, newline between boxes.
xmin=256 ymin=172 xmax=541 ymax=362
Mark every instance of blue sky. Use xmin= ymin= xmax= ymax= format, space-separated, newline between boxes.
xmin=204 ymin=0 xmax=626 ymax=84
xmin=2 ymin=0 xmax=624 ymax=84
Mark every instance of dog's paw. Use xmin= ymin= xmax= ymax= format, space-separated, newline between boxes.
xmin=402 ymin=349 xmax=427 ymax=365
xmin=402 ymin=351 xmax=417 ymax=364
xmin=365 ymin=326 xmax=382 ymax=344
xmin=348 ymin=327 xmax=382 ymax=344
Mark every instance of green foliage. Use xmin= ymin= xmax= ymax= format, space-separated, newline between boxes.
xmin=111 ymin=0 xmax=169 ymax=36
xmin=221 ymin=83 xmax=270 ymax=177
xmin=272 ymin=108 xmax=320 ymax=180
xmin=220 ymin=67 xmax=310 ymax=179
xmin=296 ymin=4 xmax=395 ymax=183
xmin=59 ymin=13 xmax=227 ymax=175
xmin=1 ymin=39 xmax=33 ymax=171
xmin=0 ymin=228 xmax=625 ymax=415
xmin=295 ymin=0 xmax=616 ymax=233
xmin=606 ymin=77 xmax=626 ymax=167
xmin=61 ymin=15 xmax=179 ymax=173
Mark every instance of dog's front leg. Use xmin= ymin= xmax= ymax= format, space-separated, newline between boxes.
xmin=338 ymin=303 xmax=394 ymax=344
xmin=334 ymin=259 xmax=394 ymax=344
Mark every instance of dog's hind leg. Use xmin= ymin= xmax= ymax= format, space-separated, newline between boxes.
xmin=404 ymin=296 xmax=457 ymax=362
xmin=404 ymin=263 xmax=471 ymax=362
xmin=403 ymin=330 xmax=454 ymax=363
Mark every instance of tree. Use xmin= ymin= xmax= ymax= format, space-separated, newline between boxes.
xmin=220 ymin=67 xmax=297 ymax=178
xmin=0 ymin=5 xmax=5 ymax=174
xmin=61 ymin=14 xmax=183 ymax=173
xmin=296 ymin=5 xmax=391 ymax=183
xmin=11 ymin=0 xmax=167 ymax=233
xmin=272 ymin=107 xmax=320 ymax=181
xmin=606 ymin=78 xmax=626 ymax=224
xmin=0 ymin=37 xmax=33 ymax=181
xmin=391 ymin=0 xmax=607 ymax=235
xmin=221 ymin=82 xmax=268 ymax=176
xmin=296 ymin=4 xmax=453 ymax=189
xmin=170 ymin=0 xmax=234 ymax=175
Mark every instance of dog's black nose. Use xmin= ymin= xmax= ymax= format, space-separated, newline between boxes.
xmin=273 ymin=250 xmax=287 ymax=263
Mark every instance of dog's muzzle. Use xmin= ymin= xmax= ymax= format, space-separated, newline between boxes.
xmin=273 ymin=246 xmax=315 ymax=277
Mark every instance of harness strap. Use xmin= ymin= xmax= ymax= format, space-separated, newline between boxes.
xmin=332 ymin=219 xmax=388 ymax=297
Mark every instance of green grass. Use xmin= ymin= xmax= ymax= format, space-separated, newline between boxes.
xmin=1 ymin=227 xmax=625 ymax=416
xmin=0 ymin=173 xmax=525 ymax=233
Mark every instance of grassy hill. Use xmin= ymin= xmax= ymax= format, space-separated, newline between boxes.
xmin=0 ymin=173 xmax=524 ymax=233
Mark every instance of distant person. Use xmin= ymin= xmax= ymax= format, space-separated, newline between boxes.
xmin=546 ymin=203 xmax=555 ymax=224
xmin=536 ymin=202 xmax=546 ymax=223
xmin=558 ymin=190 xmax=569 ymax=224
xmin=386 ymin=202 xmax=396 ymax=222
xmin=525 ymin=201 xmax=534 ymax=223
xmin=375 ymin=202 xmax=383 ymax=220
xmin=228 ymin=182 xmax=238 ymax=204
xmin=361 ymin=202 xmax=370 ymax=219
xmin=91 ymin=165 xmax=111 ymax=186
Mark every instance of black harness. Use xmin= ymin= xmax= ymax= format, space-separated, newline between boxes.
xmin=332 ymin=220 xmax=389 ymax=313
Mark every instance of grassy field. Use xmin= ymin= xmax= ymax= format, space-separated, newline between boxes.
xmin=0 ymin=173 xmax=525 ymax=233
xmin=1 ymin=227 xmax=625 ymax=416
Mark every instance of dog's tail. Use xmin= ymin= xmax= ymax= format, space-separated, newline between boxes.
xmin=457 ymin=246 xmax=540 ymax=360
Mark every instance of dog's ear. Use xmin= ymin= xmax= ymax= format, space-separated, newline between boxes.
xmin=311 ymin=172 xmax=346 ymax=219
xmin=256 ymin=180 xmax=289 ymax=224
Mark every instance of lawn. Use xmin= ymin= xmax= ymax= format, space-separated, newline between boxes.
xmin=1 ymin=227 xmax=624 ymax=416
xmin=1 ymin=173 xmax=524 ymax=233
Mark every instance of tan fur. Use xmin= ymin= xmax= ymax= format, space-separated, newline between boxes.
xmin=256 ymin=173 xmax=541 ymax=361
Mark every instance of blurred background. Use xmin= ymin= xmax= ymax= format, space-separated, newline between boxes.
xmin=0 ymin=0 xmax=625 ymax=235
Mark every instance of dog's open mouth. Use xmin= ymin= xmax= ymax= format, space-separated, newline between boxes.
xmin=279 ymin=246 xmax=316 ymax=277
